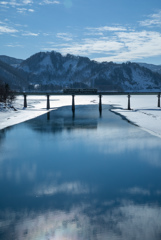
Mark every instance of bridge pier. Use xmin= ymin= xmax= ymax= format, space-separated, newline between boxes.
xmin=127 ymin=94 xmax=131 ymax=110
xmin=72 ymin=95 xmax=75 ymax=112
xmin=24 ymin=94 xmax=27 ymax=108
xmin=47 ymin=94 xmax=50 ymax=109
xmin=158 ymin=93 xmax=160 ymax=107
xmin=99 ymin=94 xmax=102 ymax=113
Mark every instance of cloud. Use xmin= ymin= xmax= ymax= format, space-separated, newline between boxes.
xmin=17 ymin=7 xmax=34 ymax=13
xmin=5 ymin=44 xmax=23 ymax=47
xmin=93 ymin=30 xmax=161 ymax=62
xmin=40 ymin=0 xmax=60 ymax=4
xmin=87 ymin=26 xmax=127 ymax=32
xmin=139 ymin=10 xmax=161 ymax=27
xmin=0 ymin=25 xmax=18 ymax=34
xmin=0 ymin=0 xmax=32 ymax=7
xmin=47 ymin=37 xmax=124 ymax=57
xmin=22 ymin=0 xmax=33 ymax=4
xmin=43 ymin=23 xmax=161 ymax=63
xmin=0 ymin=0 xmax=60 ymax=13
xmin=56 ymin=32 xmax=73 ymax=41
xmin=84 ymin=25 xmax=127 ymax=37
xmin=22 ymin=32 xmax=39 ymax=36
xmin=0 ymin=0 xmax=35 ymax=14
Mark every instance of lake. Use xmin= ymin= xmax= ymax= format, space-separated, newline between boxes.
xmin=0 ymin=104 xmax=161 ymax=240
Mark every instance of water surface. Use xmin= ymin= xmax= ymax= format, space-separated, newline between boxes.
xmin=0 ymin=104 xmax=161 ymax=240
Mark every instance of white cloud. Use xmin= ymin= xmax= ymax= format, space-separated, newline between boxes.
xmin=0 ymin=0 xmax=35 ymax=15
xmin=22 ymin=0 xmax=33 ymax=4
xmin=139 ymin=10 xmax=161 ymax=27
xmin=56 ymin=32 xmax=73 ymax=41
xmin=87 ymin=26 xmax=127 ymax=32
xmin=0 ymin=0 xmax=33 ymax=6
xmin=39 ymin=0 xmax=60 ymax=5
xmin=22 ymin=32 xmax=39 ymax=36
xmin=93 ymin=30 xmax=161 ymax=62
xmin=16 ymin=7 xmax=34 ymax=13
xmin=28 ymin=8 xmax=34 ymax=12
xmin=0 ymin=25 xmax=18 ymax=34
xmin=49 ymin=37 xmax=124 ymax=56
xmin=5 ymin=43 xmax=23 ymax=47
xmin=84 ymin=25 xmax=127 ymax=37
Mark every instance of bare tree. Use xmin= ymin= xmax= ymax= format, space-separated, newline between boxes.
xmin=0 ymin=82 xmax=16 ymax=105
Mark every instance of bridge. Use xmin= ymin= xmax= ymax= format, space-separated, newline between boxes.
xmin=14 ymin=91 xmax=161 ymax=112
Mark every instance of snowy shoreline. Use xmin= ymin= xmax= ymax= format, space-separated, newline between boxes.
xmin=1 ymin=95 xmax=161 ymax=139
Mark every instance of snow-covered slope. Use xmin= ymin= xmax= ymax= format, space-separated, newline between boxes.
xmin=137 ymin=63 xmax=161 ymax=75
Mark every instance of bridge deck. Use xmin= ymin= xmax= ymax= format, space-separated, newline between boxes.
xmin=14 ymin=92 xmax=161 ymax=96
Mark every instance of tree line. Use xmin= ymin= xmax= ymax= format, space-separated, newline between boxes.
xmin=0 ymin=82 xmax=16 ymax=104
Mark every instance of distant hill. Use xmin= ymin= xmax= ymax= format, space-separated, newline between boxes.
xmin=0 ymin=51 xmax=161 ymax=92
xmin=137 ymin=63 xmax=161 ymax=75
xmin=0 ymin=59 xmax=28 ymax=90
xmin=0 ymin=55 xmax=23 ymax=68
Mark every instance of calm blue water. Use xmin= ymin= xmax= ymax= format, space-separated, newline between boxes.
xmin=0 ymin=104 xmax=161 ymax=240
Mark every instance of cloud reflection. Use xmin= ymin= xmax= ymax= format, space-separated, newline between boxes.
xmin=123 ymin=187 xmax=150 ymax=196
xmin=34 ymin=181 xmax=91 ymax=196
xmin=1 ymin=202 xmax=161 ymax=240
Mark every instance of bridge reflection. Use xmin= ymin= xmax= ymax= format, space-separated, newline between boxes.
xmin=27 ymin=105 xmax=99 ymax=135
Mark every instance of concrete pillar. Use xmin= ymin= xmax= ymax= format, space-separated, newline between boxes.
xmin=24 ymin=94 xmax=27 ymax=108
xmin=47 ymin=94 xmax=50 ymax=109
xmin=127 ymin=94 xmax=131 ymax=110
xmin=72 ymin=95 xmax=75 ymax=112
xmin=158 ymin=93 xmax=160 ymax=107
xmin=99 ymin=95 xmax=102 ymax=112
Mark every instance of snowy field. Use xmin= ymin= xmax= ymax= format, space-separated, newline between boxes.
xmin=0 ymin=95 xmax=161 ymax=138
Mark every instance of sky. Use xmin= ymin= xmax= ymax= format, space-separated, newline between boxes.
xmin=0 ymin=0 xmax=161 ymax=64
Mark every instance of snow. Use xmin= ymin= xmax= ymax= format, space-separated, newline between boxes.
xmin=1 ymin=95 xmax=161 ymax=139
xmin=40 ymin=55 xmax=53 ymax=68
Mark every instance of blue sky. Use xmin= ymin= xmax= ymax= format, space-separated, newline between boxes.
xmin=0 ymin=0 xmax=161 ymax=64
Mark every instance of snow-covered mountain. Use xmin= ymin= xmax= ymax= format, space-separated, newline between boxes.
xmin=137 ymin=63 xmax=161 ymax=75
xmin=0 ymin=55 xmax=23 ymax=68
xmin=0 ymin=51 xmax=161 ymax=92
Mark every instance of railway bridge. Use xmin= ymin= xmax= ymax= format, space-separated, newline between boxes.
xmin=14 ymin=91 xmax=161 ymax=112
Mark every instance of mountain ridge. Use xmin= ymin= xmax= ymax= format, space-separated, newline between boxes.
xmin=0 ymin=51 xmax=161 ymax=92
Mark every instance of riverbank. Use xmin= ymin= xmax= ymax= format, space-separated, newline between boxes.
xmin=0 ymin=95 xmax=161 ymax=138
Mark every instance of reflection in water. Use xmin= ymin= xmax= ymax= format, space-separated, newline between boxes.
xmin=0 ymin=129 xmax=6 ymax=145
xmin=27 ymin=105 xmax=98 ymax=133
xmin=99 ymin=108 xmax=102 ymax=118
xmin=47 ymin=111 xmax=50 ymax=121
xmin=1 ymin=202 xmax=161 ymax=240
xmin=0 ymin=104 xmax=161 ymax=239
xmin=72 ymin=109 xmax=75 ymax=120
